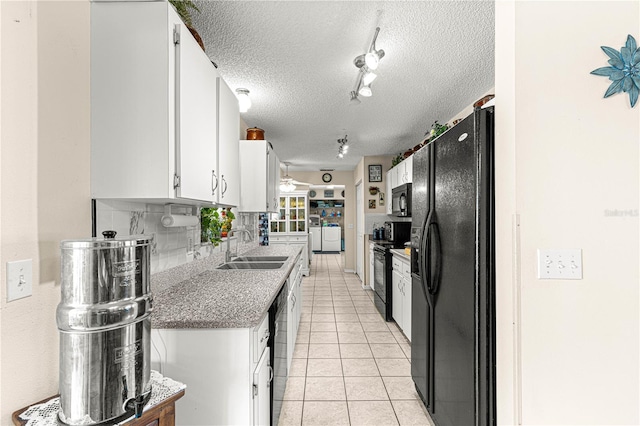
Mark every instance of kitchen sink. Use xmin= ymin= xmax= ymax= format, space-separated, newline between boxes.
xmin=232 ymin=256 xmax=289 ymax=262
xmin=217 ymin=262 xmax=286 ymax=270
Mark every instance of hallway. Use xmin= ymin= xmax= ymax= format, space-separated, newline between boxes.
xmin=279 ymin=253 xmax=434 ymax=425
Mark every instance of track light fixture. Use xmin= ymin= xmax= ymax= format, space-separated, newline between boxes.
xmin=350 ymin=27 xmax=385 ymax=103
xmin=336 ymin=135 xmax=349 ymax=159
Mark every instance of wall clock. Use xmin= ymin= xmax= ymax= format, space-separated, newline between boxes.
xmin=322 ymin=173 xmax=332 ymax=183
xmin=309 ymin=190 xmax=317 ymax=198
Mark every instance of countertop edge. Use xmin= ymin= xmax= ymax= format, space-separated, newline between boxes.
xmin=390 ymin=248 xmax=410 ymax=262
xmin=150 ymin=245 xmax=303 ymax=330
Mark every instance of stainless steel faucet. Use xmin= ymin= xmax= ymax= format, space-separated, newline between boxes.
xmin=225 ymin=228 xmax=253 ymax=263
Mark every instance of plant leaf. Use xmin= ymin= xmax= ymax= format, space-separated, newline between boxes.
xmin=633 ymin=49 xmax=640 ymax=66
xmin=621 ymin=47 xmax=632 ymax=64
xmin=591 ymin=66 xmax=617 ymax=76
xmin=632 ymin=75 xmax=640 ymax=89
xmin=609 ymin=69 xmax=625 ymax=81
xmin=601 ymin=46 xmax=622 ymax=61
xmin=626 ymin=35 xmax=637 ymax=52
xmin=623 ymin=77 xmax=633 ymax=92
xmin=608 ymin=57 xmax=625 ymax=69
xmin=629 ymin=84 xmax=639 ymax=107
xmin=604 ymin=79 xmax=624 ymax=98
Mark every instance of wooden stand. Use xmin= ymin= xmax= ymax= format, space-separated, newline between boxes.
xmin=12 ymin=389 xmax=185 ymax=426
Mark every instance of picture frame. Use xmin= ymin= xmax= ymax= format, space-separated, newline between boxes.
xmin=368 ymin=164 xmax=382 ymax=182
xmin=379 ymin=192 xmax=385 ymax=206
xmin=369 ymin=199 xmax=376 ymax=209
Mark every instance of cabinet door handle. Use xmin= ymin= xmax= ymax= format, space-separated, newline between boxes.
xmin=221 ymin=175 xmax=228 ymax=197
xmin=260 ymin=330 xmax=270 ymax=344
xmin=268 ymin=366 xmax=274 ymax=383
xmin=212 ymin=170 xmax=219 ymax=195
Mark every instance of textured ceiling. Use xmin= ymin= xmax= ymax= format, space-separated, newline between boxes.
xmin=192 ymin=1 xmax=495 ymax=171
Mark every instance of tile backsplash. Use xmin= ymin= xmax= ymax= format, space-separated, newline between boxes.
xmin=95 ymin=200 xmax=259 ymax=274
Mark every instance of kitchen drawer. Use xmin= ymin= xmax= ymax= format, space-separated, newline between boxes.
xmin=253 ymin=314 xmax=270 ymax=362
xmin=402 ymin=261 xmax=411 ymax=277
xmin=290 ymin=235 xmax=307 ymax=242
xmin=392 ymin=257 xmax=402 ymax=271
xmin=270 ymin=235 xmax=288 ymax=243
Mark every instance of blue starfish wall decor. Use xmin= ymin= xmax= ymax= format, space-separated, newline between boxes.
xmin=591 ymin=35 xmax=640 ymax=108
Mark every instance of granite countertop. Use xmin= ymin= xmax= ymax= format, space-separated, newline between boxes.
xmin=150 ymin=245 xmax=303 ymax=330
xmin=390 ymin=248 xmax=410 ymax=261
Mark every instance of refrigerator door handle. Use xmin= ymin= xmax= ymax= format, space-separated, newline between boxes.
xmin=419 ymin=210 xmax=432 ymax=301
xmin=428 ymin=221 xmax=442 ymax=296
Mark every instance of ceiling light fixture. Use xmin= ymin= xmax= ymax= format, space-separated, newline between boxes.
xmin=358 ymin=85 xmax=372 ymax=97
xmin=362 ymin=71 xmax=377 ymax=86
xmin=280 ymin=163 xmax=312 ymax=192
xmin=235 ymin=88 xmax=251 ymax=113
xmin=350 ymin=26 xmax=385 ymax=104
xmin=336 ymin=135 xmax=349 ymax=159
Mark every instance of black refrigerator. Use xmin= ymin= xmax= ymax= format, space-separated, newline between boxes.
xmin=410 ymin=106 xmax=496 ymax=426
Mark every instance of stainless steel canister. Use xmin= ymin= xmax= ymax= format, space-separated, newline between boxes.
xmin=57 ymin=231 xmax=153 ymax=425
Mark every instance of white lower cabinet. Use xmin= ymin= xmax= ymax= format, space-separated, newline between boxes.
xmin=391 ymin=253 xmax=412 ymax=341
xmin=392 ymin=259 xmax=404 ymax=328
xmin=270 ymin=235 xmax=310 ymax=276
xmin=369 ymin=242 xmax=375 ymax=290
xmin=151 ymin=314 xmax=271 ymax=425
xmin=253 ymin=349 xmax=271 ymax=426
xmin=286 ymin=256 xmax=304 ymax=370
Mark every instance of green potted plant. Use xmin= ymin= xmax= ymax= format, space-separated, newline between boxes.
xmin=201 ymin=207 xmax=236 ymax=245
xmin=392 ymin=154 xmax=404 ymax=167
xmin=220 ymin=208 xmax=236 ymax=238
xmin=201 ymin=207 xmax=221 ymax=246
xmin=425 ymin=120 xmax=449 ymax=141
xmin=168 ymin=0 xmax=205 ymax=51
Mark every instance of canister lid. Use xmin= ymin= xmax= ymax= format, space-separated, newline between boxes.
xmin=60 ymin=231 xmax=154 ymax=250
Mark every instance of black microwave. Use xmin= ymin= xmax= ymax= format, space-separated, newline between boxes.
xmin=391 ymin=183 xmax=412 ymax=217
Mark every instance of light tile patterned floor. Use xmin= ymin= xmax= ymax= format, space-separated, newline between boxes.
xmin=279 ymin=254 xmax=435 ymax=426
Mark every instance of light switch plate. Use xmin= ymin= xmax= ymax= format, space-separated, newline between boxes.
xmin=6 ymin=259 xmax=33 ymax=301
xmin=537 ymin=249 xmax=582 ymax=280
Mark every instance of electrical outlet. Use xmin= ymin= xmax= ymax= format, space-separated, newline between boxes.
xmin=537 ymin=249 xmax=582 ymax=280
xmin=7 ymin=259 xmax=33 ymax=302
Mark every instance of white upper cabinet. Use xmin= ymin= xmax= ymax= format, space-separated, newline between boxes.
xmin=217 ymin=78 xmax=240 ymax=207
xmin=388 ymin=156 xmax=414 ymax=192
xmin=176 ymin=23 xmax=218 ymax=202
xmin=402 ymin=156 xmax=413 ymax=184
xmin=386 ymin=169 xmax=393 ymax=215
xmin=267 ymin=145 xmax=280 ymax=212
xmin=91 ymin=2 xmax=238 ymax=206
xmin=239 ymin=140 xmax=280 ymax=212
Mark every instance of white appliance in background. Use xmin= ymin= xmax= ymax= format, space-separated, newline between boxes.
xmin=309 ymin=214 xmax=321 ymax=227
xmin=310 ymin=227 xmax=322 ymax=252
xmin=309 ymin=215 xmax=322 ymax=252
xmin=321 ymin=227 xmax=341 ymax=252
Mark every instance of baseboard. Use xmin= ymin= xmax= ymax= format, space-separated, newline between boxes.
xmin=343 ymin=269 xmax=355 ymax=273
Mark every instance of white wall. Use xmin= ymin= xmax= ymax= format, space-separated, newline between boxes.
xmin=0 ymin=0 xmax=92 ymax=420
xmin=496 ymin=1 xmax=639 ymax=424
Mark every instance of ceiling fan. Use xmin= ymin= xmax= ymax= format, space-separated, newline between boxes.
xmin=280 ymin=163 xmax=312 ymax=192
